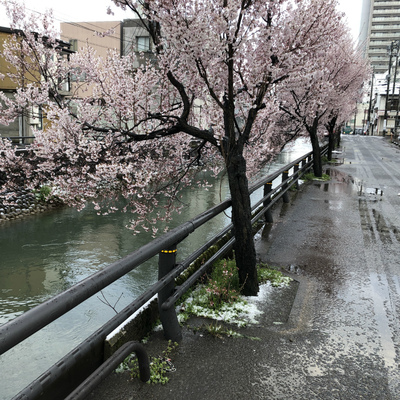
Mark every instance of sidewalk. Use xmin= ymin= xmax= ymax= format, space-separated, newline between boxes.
xmin=88 ymin=136 xmax=400 ymax=400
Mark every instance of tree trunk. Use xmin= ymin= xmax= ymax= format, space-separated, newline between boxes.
xmin=226 ymin=150 xmax=259 ymax=296
xmin=223 ymin=41 xmax=258 ymax=296
xmin=326 ymin=116 xmax=337 ymax=161
xmin=307 ymin=118 xmax=323 ymax=177
xmin=336 ymin=128 xmax=341 ymax=147
xmin=328 ymin=134 xmax=334 ymax=161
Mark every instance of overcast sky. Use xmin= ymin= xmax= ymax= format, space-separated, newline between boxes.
xmin=0 ymin=0 xmax=363 ymax=40
xmin=337 ymin=0 xmax=363 ymax=42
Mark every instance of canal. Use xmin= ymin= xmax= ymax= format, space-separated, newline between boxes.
xmin=0 ymin=139 xmax=312 ymax=399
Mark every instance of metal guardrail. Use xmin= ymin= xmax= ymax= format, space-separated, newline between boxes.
xmin=0 ymin=144 xmax=327 ymax=399
xmin=64 ymin=341 xmax=150 ymax=400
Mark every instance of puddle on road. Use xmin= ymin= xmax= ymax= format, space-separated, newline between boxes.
xmin=370 ymin=273 xmax=397 ymax=370
xmin=316 ymin=169 xmax=384 ymax=198
xmin=363 ymin=187 xmax=384 ymax=196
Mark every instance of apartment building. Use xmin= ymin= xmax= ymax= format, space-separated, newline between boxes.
xmin=0 ymin=26 xmax=72 ymax=143
xmin=361 ymin=0 xmax=400 ymax=74
xmin=60 ymin=19 xmax=154 ymax=76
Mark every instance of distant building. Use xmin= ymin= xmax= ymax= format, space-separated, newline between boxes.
xmin=121 ymin=19 xmax=156 ymax=68
xmin=368 ymin=72 xmax=400 ymax=135
xmin=360 ymin=0 xmax=400 ymax=74
xmin=357 ymin=1 xmax=400 ymax=136
xmin=0 ymin=26 xmax=72 ymax=144
xmin=60 ymin=18 xmax=154 ymax=69
xmin=60 ymin=21 xmax=121 ymax=56
xmin=60 ymin=21 xmax=121 ymax=97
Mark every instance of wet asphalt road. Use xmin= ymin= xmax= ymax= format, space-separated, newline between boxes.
xmin=89 ymin=136 xmax=400 ymax=400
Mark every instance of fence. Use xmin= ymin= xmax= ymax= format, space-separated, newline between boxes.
xmin=0 ymin=145 xmax=327 ymax=400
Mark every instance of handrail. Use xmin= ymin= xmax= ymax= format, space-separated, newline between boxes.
xmin=64 ymin=341 xmax=150 ymax=400
xmin=1 ymin=143 xmax=327 ymax=399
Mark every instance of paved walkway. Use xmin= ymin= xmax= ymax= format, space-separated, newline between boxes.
xmin=89 ymin=136 xmax=400 ymax=400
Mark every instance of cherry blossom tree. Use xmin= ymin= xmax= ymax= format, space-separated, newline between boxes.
xmin=277 ymin=28 xmax=370 ymax=176
xmin=323 ymin=41 xmax=370 ymax=160
xmin=0 ymin=0 xmax=354 ymax=295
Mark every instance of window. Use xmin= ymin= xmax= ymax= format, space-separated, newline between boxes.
xmin=29 ymin=106 xmax=43 ymax=130
xmin=137 ymin=36 xmax=150 ymax=52
xmin=69 ymin=39 xmax=78 ymax=52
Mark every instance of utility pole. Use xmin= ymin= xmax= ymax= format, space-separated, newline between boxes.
xmin=353 ymin=103 xmax=357 ymax=134
xmin=367 ymin=69 xmax=374 ymax=136
xmin=396 ymin=85 xmax=400 ymax=139
xmin=392 ymin=50 xmax=400 ymax=98
xmin=384 ymin=41 xmax=400 ymax=136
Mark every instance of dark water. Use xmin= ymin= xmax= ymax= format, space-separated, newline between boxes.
xmin=0 ymin=139 xmax=311 ymax=399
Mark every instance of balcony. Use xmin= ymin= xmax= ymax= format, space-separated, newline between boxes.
xmin=368 ymin=48 xmax=389 ymax=55
xmin=371 ymin=25 xmax=400 ymax=32
xmin=373 ymin=10 xmax=400 ymax=18
xmin=370 ymin=32 xmax=400 ymax=39
xmin=369 ymin=37 xmax=400 ymax=46
xmin=374 ymin=1 xmax=400 ymax=9
xmin=372 ymin=16 xmax=400 ymax=23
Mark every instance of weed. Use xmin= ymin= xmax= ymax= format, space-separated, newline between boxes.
xmin=206 ymin=321 xmax=225 ymax=337
xmin=303 ymin=172 xmax=330 ymax=182
xmin=119 ymin=340 xmax=178 ymax=385
xmin=204 ymin=258 xmax=240 ymax=308
xmin=257 ymin=263 xmax=292 ymax=287
xmin=33 ymin=185 xmax=52 ymax=202
xmin=205 ymin=321 xmax=243 ymax=338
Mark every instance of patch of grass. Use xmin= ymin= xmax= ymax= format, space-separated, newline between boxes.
xmin=322 ymin=156 xmax=339 ymax=164
xmin=118 ymin=340 xmax=178 ymax=385
xmin=178 ymin=258 xmax=292 ymax=328
xmin=203 ymin=321 xmax=261 ymax=340
xmin=303 ymin=172 xmax=330 ymax=182
xmin=33 ymin=185 xmax=52 ymax=202
xmin=257 ymin=263 xmax=292 ymax=287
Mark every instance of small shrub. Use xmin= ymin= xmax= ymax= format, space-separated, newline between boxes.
xmin=204 ymin=258 xmax=240 ymax=308
xmin=33 ymin=185 xmax=52 ymax=202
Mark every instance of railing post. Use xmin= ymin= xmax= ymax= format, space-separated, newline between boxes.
xmin=282 ymin=170 xmax=290 ymax=203
xmin=158 ymin=244 xmax=182 ymax=342
xmin=293 ymin=163 xmax=300 ymax=190
xmin=263 ymin=182 xmax=273 ymax=223
xmin=301 ymin=157 xmax=308 ymax=174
